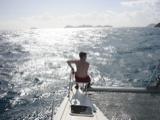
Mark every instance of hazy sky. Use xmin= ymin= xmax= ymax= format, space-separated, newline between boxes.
xmin=0 ymin=0 xmax=160 ymax=29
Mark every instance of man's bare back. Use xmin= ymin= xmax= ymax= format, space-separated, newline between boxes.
xmin=75 ymin=60 xmax=89 ymax=77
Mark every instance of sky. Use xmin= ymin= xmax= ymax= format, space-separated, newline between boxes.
xmin=0 ymin=0 xmax=160 ymax=29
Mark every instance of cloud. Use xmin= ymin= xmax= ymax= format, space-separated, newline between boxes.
xmin=121 ymin=0 xmax=160 ymax=12
xmin=121 ymin=0 xmax=160 ymax=25
xmin=14 ymin=11 xmax=140 ymax=28
xmin=0 ymin=12 xmax=119 ymax=29
xmin=0 ymin=0 xmax=159 ymax=29
xmin=121 ymin=0 xmax=159 ymax=5
xmin=0 ymin=12 xmax=154 ymax=30
xmin=121 ymin=0 xmax=150 ymax=6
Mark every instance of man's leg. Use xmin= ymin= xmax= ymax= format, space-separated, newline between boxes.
xmin=86 ymin=76 xmax=91 ymax=88
xmin=86 ymin=82 xmax=91 ymax=88
xmin=75 ymin=83 xmax=79 ymax=89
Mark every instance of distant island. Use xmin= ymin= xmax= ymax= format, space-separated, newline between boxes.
xmin=146 ymin=23 xmax=160 ymax=28
xmin=146 ymin=23 xmax=156 ymax=28
xmin=64 ymin=25 xmax=112 ymax=28
xmin=30 ymin=27 xmax=38 ymax=29
xmin=155 ymin=23 xmax=160 ymax=27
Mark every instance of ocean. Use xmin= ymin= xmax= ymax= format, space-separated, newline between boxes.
xmin=0 ymin=27 xmax=160 ymax=120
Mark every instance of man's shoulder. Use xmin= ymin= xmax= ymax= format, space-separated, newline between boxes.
xmin=86 ymin=61 xmax=89 ymax=65
xmin=75 ymin=60 xmax=80 ymax=64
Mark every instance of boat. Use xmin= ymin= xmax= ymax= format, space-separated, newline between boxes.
xmin=52 ymin=63 xmax=160 ymax=120
xmin=53 ymin=83 xmax=108 ymax=120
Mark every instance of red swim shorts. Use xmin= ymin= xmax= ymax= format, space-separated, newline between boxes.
xmin=75 ymin=75 xmax=91 ymax=83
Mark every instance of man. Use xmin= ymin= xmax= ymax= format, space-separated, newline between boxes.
xmin=67 ymin=52 xmax=91 ymax=89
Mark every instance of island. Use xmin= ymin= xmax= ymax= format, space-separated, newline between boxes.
xmin=146 ymin=23 xmax=156 ymax=28
xmin=155 ymin=23 xmax=160 ymax=27
xmin=30 ymin=27 xmax=38 ymax=29
xmin=64 ymin=25 xmax=112 ymax=28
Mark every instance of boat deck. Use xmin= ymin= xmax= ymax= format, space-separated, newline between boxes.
xmin=53 ymin=86 xmax=108 ymax=120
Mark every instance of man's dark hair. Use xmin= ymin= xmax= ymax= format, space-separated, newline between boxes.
xmin=79 ymin=52 xmax=87 ymax=59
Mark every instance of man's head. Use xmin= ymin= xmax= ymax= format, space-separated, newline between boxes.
xmin=79 ymin=52 xmax=87 ymax=60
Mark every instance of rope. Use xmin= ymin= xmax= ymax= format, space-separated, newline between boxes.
xmin=68 ymin=72 xmax=74 ymax=99
xmin=51 ymin=92 xmax=55 ymax=120
xmin=147 ymin=60 xmax=160 ymax=86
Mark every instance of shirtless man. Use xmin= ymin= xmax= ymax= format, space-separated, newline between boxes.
xmin=67 ymin=52 xmax=91 ymax=89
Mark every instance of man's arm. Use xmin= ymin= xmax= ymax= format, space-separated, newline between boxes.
xmin=67 ymin=60 xmax=77 ymax=73
xmin=86 ymin=62 xmax=89 ymax=71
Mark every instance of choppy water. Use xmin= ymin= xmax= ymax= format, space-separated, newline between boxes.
xmin=0 ymin=27 xmax=160 ymax=120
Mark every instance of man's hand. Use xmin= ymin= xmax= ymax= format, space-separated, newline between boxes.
xmin=67 ymin=60 xmax=76 ymax=74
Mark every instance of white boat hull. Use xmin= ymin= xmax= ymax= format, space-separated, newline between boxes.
xmin=53 ymin=86 xmax=108 ymax=120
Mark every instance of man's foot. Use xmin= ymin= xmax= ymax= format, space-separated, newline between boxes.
xmin=83 ymin=83 xmax=91 ymax=91
xmin=75 ymin=85 xmax=79 ymax=89
xmin=155 ymin=84 xmax=160 ymax=88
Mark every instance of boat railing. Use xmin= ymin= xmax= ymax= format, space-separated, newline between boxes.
xmin=51 ymin=92 xmax=55 ymax=120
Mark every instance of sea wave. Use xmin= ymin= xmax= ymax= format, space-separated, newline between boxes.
xmin=0 ymin=28 xmax=160 ymax=120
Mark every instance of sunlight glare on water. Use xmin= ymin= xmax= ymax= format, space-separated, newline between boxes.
xmin=0 ymin=27 xmax=160 ymax=120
